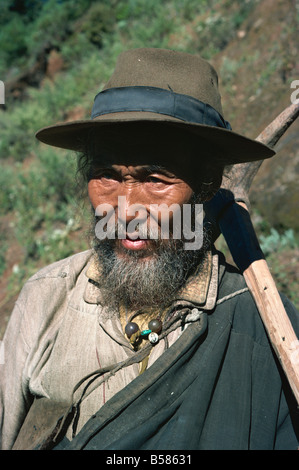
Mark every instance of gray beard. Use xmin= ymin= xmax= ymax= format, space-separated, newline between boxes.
xmin=92 ymin=226 xmax=211 ymax=311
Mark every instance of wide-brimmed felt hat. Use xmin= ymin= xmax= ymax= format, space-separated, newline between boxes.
xmin=35 ymin=48 xmax=275 ymax=165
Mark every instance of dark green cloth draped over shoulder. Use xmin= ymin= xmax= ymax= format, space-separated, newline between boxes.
xmin=55 ymin=264 xmax=299 ymax=450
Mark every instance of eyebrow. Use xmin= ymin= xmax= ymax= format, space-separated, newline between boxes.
xmin=142 ymin=165 xmax=176 ymax=178
xmin=91 ymin=162 xmax=176 ymax=178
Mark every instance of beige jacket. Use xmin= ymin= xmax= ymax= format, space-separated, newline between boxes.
xmin=0 ymin=249 xmax=220 ymax=450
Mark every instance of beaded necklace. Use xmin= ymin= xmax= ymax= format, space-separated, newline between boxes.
xmin=125 ymin=312 xmax=163 ymax=349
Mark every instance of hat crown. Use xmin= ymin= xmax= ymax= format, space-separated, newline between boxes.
xmin=103 ymin=48 xmax=223 ymax=116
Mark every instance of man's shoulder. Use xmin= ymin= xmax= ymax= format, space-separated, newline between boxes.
xmin=26 ymin=249 xmax=93 ymax=284
xmin=217 ymin=251 xmax=247 ymax=295
xmin=13 ymin=249 xmax=94 ymax=323
xmin=8 ymin=250 xmax=95 ymax=352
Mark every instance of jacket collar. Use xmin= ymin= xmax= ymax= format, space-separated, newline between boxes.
xmin=83 ymin=249 xmax=219 ymax=311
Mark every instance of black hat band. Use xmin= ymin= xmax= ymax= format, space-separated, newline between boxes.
xmin=91 ymin=86 xmax=232 ymax=130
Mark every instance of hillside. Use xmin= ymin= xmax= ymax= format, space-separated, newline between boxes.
xmin=0 ymin=0 xmax=298 ymax=337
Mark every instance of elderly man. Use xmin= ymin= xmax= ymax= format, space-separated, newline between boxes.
xmin=0 ymin=48 xmax=298 ymax=450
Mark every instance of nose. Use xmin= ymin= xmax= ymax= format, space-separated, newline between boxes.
xmin=116 ymin=190 xmax=148 ymax=226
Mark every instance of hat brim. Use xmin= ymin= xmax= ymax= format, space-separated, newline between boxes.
xmin=35 ymin=112 xmax=275 ymax=165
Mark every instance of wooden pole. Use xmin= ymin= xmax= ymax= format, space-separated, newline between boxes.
xmin=243 ymin=256 xmax=299 ymax=404
xmin=205 ymin=103 xmax=299 ymax=404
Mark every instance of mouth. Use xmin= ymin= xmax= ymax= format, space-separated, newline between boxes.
xmin=120 ymin=237 xmax=151 ymax=251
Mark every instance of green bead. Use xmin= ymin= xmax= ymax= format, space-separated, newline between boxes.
xmin=141 ymin=329 xmax=151 ymax=337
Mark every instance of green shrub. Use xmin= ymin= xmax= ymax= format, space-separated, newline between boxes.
xmin=0 ymin=14 xmax=28 ymax=73
xmin=0 ymin=164 xmax=19 ymax=213
xmin=260 ymin=228 xmax=298 ymax=256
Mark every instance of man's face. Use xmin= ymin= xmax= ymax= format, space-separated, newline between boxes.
xmin=88 ymin=161 xmax=194 ymax=259
xmin=86 ymin=145 xmax=215 ymax=310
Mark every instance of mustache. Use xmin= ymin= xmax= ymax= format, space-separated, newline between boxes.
xmin=94 ymin=215 xmax=164 ymax=242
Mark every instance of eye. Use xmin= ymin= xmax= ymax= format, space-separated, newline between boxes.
xmin=101 ymin=172 xmax=116 ymax=179
xmin=93 ymin=170 xmax=119 ymax=181
xmin=146 ymin=176 xmax=165 ymax=184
